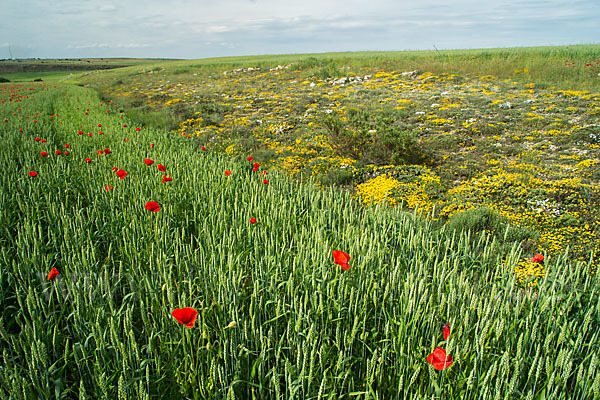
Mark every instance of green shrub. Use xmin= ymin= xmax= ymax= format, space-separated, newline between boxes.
xmin=446 ymin=206 xmax=539 ymax=245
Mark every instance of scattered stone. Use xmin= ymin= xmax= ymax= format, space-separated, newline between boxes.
xmin=499 ymin=102 xmax=512 ymax=109
xmin=401 ymin=70 xmax=419 ymax=78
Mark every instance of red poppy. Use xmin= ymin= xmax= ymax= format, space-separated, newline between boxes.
xmin=98 ymin=123 xmax=102 ymax=127
xmin=40 ymin=151 xmax=48 ymax=157
xmin=253 ymin=162 xmax=260 ymax=168
xmin=47 ymin=268 xmax=60 ymax=280
xmin=122 ymin=124 xmax=127 ymax=127
xmin=247 ymin=156 xmax=253 ymax=162
xmin=116 ymin=169 xmax=128 ymax=179
xmin=145 ymin=201 xmax=160 ymax=212
xmin=41 ymin=139 xmax=47 ymax=143
xmin=171 ymin=307 xmax=198 ymax=328
xmin=77 ymin=130 xmax=83 ymax=135
xmin=162 ymin=174 xmax=172 ymax=183
xmin=64 ymin=151 xmax=69 ymax=156
xmin=105 ymin=184 xmax=113 ymax=191
xmin=112 ymin=166 xmax=118 ymax=171
xmin=135 ymin=127 xmax=141 ymax=132
xmin=157 ymin=164 xmax=166 ymax=172
xmin=85 ymin=158 xmax=92 ymax=163
xmin=263 ymin=179 xmax=269 ymax=184
xmin=97 ymin=150 xmax=103 ymax=156
xmin=531 ymin=254 xmax=544 ymax=263
xmin=150 ymin=143 xmax=154 ymax=148
xmin=427 ymin=347 xmax=453 ymax=370
xmin=35 ymin=137 xmax=40 ymax=142
xmin=104 ymin=148 xmax=111 ymax=154
xmin=56 ymin=150 xmax=62 ymax=155
xmin=201 ymin=146 xmax=206 ymax=151
xmin=443 ymin=323 xmax=450 ymax=341
xmin=250 ymin=217 xmax=257 ymax=224
xmin=261 ymin=170 xmax=268 ymax=175
xmin=225 ymin=170 xmax=232 ymax=176
xmin=253 ymin=167 xmax=259 ymax=172
xmin=332 ymin=250 xmax=350 ymax=270
xmin=29 ymin=171 xmax=38 ymax=177
xmin=88 ymin=132 xmax=93 ymax=137
xmin=65 ymin=144 xmax=70 ymax=148
xmin=144 ymin=159 xmax=154 ymax=166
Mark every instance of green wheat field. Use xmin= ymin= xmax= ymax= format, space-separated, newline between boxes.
xmin=1 ymin=46 xmax=599 ymax=399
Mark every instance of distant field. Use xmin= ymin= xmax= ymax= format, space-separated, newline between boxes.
xmin=0 ymin=58 xmax=170 ymax=82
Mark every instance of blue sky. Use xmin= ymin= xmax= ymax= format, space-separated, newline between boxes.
xmin=2 ymin=0 xmax=599 ymax=59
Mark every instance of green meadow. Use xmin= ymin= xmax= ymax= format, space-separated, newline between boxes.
xmin=1 ymin=46 xmax=599 ymax=399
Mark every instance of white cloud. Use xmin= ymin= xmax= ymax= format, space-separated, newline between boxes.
xmin=1 ymin=0 xmax=598 ymax=58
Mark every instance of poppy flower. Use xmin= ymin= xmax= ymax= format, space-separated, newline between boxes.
xmin=531 ymin=254 xmax=544 ymax=263
xmin=135 ymin=128 xmax=141 ymax=132
xmin=77 ymin=130 xmax=83 ymax=135
xmin=88 ymin=132 xmax=93 ymax=137
xmin=98 ymin=123 xmax=102 ymax=127
xmin=263 ymin=179 xmax=269 ymax=184
xmin=261 ymin=170 xmax=268 ymax=175
xmin=253 ymin=162 xmax=260 ymax=168
xmin=115 ymin=169 xmax=128 ymax=179
xmin=247 ymin=156 xmax=253 ymax=162
xmin=112 ymin=166 xmax=118 ymax=171
xmin=85 ymin=158 xmax=92 ymax=163
xmin=41 ymin=139 xmax=47 ymax=143
xmin=104 ymin=148 xmax=111 ymax=154
xmin=35 ymin=137 xmax=41 ymax=142
xmin=55 ymin=150 xmax=62 ymax=155
xmin=64 ymin=152 xmax=69 ymax=156
xmin=150 ymin=143 xmax=154 ymax=148
xmin=157 ymin=164 xmax=166 ymax=172
xmin=171 ymin=307 xmax=198 ymax=328
xmin=145 ymin=201 xmax=160 ymax=212
xmin=124 ymin=138 xmax=129 ymax=142
xmin=40 ymin=151 xmax=48 ymax=157
xmin=250 ymin=217 xmax=257 ymax=224
xmin=443 ymin=323 xmax=450 ymax=341
xmin=65 ymin=144 xmax=70 ymax=148
xmin=427 ymin=347 xmax=453 ymax=370
xmin=122 ymin=124 xmax=127 ymax=127
xmin=105 ymin=184 xmax=113 ymax=191
xmin=97 ymin=150 xmax=103 ymax=156
xmin=47 ymin=268 xmax=60 ymax=280
xmin=144 ymin=159 xmax=154 ymax=166
xmin=332 ymin=250 xmax=351 ymax=271
xmin=29 ymin=171 xmax=38 ymax=177
xmin=201 ymin=146 xmax=206 ymax=151
xmin=162 ymin=174 xmax=172 ymax=183
xmin=99 ymin=131 xmax=104 ymax=135
xmin=225 ymin=170 xmax=232 ymax=176
xmin=253 ymin=167 xmax=259 ymax=172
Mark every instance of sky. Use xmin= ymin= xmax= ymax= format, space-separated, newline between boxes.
xmin=2 ymin=0 xmax=599 ymax=59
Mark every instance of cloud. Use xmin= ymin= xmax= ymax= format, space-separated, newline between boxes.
xmin=66 ymin=42 xmax=152 ymax=49
xmin=1 ymin=0 xmax=598 ymax=58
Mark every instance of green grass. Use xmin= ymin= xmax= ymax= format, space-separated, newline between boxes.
xmin=1 ymin=77 xmax=599 ymax=399
xmin=0 ymin=70 xmax=87 ymax=82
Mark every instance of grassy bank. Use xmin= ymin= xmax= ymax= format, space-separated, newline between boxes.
xmin=74 ymin=45 xmax=600 ymax=267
